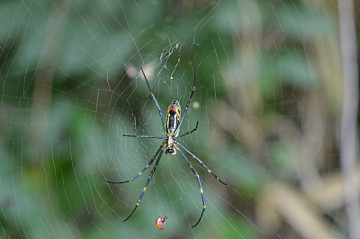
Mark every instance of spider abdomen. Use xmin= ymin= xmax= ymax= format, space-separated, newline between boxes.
xmin=166 ymin=100 xmax=181 ymax=135
xmin=164 ymin=100 xmax=181 ymax=155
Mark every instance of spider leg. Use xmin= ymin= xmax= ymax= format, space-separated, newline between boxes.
xmin=140 ymin=67 xmax=166 ymax=131
xmin=176 ymin=62 xmax=196 ymax=133
xmin=123 ymin=134 xmax=165 ymax=140
xmin=178 ymin=148 xmax=206 ymax=228
xmin=123 ymin=149 xmax=164 ymax=222
xmin=178 ymin=143 xmax=228 ymax=186
xmin=177 ymin=121 xmax=199 ymax=138
xmin=106 ymin=145 xmax=163 ymax=184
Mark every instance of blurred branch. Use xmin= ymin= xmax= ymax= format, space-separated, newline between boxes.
xmin=257 ymin=169 xmax=360 ymax=238
xmin=30 ymin=0 xmax=70 ymax=162
xmin=338 ymin=0 xmax=360 ymax=238
xmin=257 ymin=183 xmax=337 ymax=239
xmin=307 ymin=168 xmax=360 ymax=211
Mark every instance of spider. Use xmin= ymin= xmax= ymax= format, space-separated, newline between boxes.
xmin=106 ymin=63 xmax=228 ymax=228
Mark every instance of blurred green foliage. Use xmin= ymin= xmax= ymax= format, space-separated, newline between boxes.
xmin=0 ymin=0 xmax=353 ymax=238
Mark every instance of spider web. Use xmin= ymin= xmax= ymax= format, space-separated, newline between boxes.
xmin=0 ymin=0 xmax=356 ymax=238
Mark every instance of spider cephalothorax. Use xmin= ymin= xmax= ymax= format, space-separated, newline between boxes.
xmin=106 ymin=63 xmax=228 ymax=228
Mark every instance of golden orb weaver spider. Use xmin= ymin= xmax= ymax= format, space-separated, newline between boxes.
xmin=106 ymin=63 xmax=228 ymax=228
